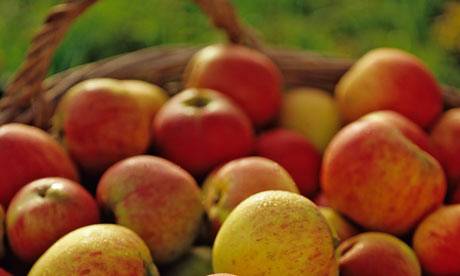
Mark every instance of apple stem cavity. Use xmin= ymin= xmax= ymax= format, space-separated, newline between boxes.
xmin=184 ymin=96 xmax=211 ymax=108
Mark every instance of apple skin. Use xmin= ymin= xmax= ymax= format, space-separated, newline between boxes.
xmin=202 ymin=156 xmax=299 ymax=235
xmin=0 ymin=123 xmax=79 ymax=208
xmin=153 ymin=88 xmax=254 ymax=177
xmin=321 ymin=119 xmax=446 ymax=235
xmin=5 ymin=177 xmax=99 ymax=263
xmin=319 ymin=207 xmax=359 ymax=243
xmin=207 ymin=274 xmax=237 ymax=276
xmin=430 ymin=108 xmax=460 ymax=192
xmin=97 ymin=155 xmax=204 ymax=265
xmin=52 ymin=78 xmax=168 ymax=175
xmin=0 ymin=205 xmax=4 ymax=259
xmin=183 ymin=43 xmax=282 ymax=127
xmin=361 ymin=110 xmax=439 ymax=159
xmin=279 ymin=87 xmax=343 ymax=152
xmin=335 ymin=48 xmax=442 ymax=128
xmin=213 ymin=191 xmax=338 ymax=276
xmin=255 ymin=128 xmax=321 ymax=197
xmin=338 ymin=232 xmax=421 ymax=276
xmin=0 ymin=268 xmax=12 ymax=276
xmin=28 ymin=224 xmax=160 ymax=276
xmin=413 ymin=204 xmax=460 ymax=276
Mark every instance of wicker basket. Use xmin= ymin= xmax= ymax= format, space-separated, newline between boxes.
xmin=1 ymin=0 xmax=459 ymax=131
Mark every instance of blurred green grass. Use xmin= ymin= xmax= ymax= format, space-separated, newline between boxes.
xmin=1 ymin=0 xmax=459 ymax=93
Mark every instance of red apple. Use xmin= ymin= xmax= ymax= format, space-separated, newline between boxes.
xmin=52 ymin=78 xmax=168 ymax=175
xmin=255 ymin=128 xmax=321 ymax=197
xmin=0 ymin=205 xmax=4 ymax=259
xmin=338 ymin=232 xmax=421 ymax=276
xmin=321 ymin=119 xmax=446 ymax=235
xmin=97 ymin=155 xmax=204 ymax=265
xmin=413 ymin=204 xmax=460 ymax=276
xmin=361 ymin=110 xmax=439 ymax=159
xmin=0 ymin=268 xmax=12 ymax=276
xmin=183 ymin=43 xmax=282 ymax=127
xmin=153 ymin=88 xmax=254 ymax=177
xmin=6 ymin=177 xmax=99 ymax=263
xmin=335 ymin=48 xmax=442 ymax=127
xmin=202 ymin=156 xmax=299 ymax=235
xmin=430 ymin=108 xmax=460 ymax=191
xmin=0 ymin=123 xmax=79 ymax=207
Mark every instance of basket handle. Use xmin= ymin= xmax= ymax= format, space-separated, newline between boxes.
xmin=0 ymin=0 xmax=259 ymax=128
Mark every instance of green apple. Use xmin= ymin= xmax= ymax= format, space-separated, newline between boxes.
xmin=162 ymin=246 xmax=213 ymax=276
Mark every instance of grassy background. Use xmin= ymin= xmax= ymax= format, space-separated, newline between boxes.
xmin=1 ymin=0 xmax=460 ymax=93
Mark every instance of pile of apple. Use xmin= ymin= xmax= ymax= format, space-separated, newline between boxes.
xmin=0 ymin=43 xmax=459 ymax=276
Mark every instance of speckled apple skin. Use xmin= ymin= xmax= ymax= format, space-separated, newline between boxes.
xmin=335 ymin=48 xmax=442 ymax=128
xmin=28 ymin=224 xmax=159 ymax=276
xmin=413 ymin=204 xmax=460 ymax=276
xmin=97 ymin=155 xmax=204 ymax=265
xmin=321 ymin=119 xmax=446 ymax=235
xmin=213 ymin=191 xmax=338 ymax=276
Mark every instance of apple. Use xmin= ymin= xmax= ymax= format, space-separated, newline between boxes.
xmin=52 ymin=78 xmax=168 ymax=175
xmin=430 ymin=108 xmax=460 ymax=192
xmin=254 ymin=128 xmax=321 ymax=197
xmin=313 ymin=191 xmax=330 ymax=207
xmin=0 ymin=205 xmax=4 ymax=259
xmin=28 ymin=224 xmax=160 ymax=276
xmin=202 ymin=156 xmax=299 ymax=235
xmin=213 ymin=190 xmax=338 ymax=276
xmin=279 ymin=87 xmax=343 ymax=152
xmin=207 ymin=274 xmax=237 ymax=276
xmin=361 ymin=110 xmax=439 ymax=159
xmin=338 ymin=232 xmax=421 ymax=276
xmin=161 ymin=246 xmax=213 ymax=276
xmin=321 ymin=118 xmax=446 ymax=235
xmin=5 ymin=177 xmax=99 ymax=263
xmin=319 ymin=206 xmax=359 ymax=243
xmin=153 ymin=88 xmax=254 ymax=177
xmin=0 ymin=123 xmax=79 ymax=207
xmin=0 ymin=268 xmax=12 ymax=276
xmin=413 ymin=204 xmax=460 ymax=276
xmin=183 ymin=43 xmax=282 ymax=127
xmin=335 ymin=48 xmax=442 ymax=128
xmin=97 ymin=155 xmax=204 ymax=265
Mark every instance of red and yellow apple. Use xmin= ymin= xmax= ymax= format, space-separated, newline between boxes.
xmin=279 ymin=87 xmax=343 ymax=152
xmin=28 ymin=224 xmax=160 ymax=276
xmin=335 ymin=48 xmax=442 ymax=127
xmin=430 ymin=108 xmax=460 ymax=191
xmin=97 ymin=155 xmax=204 ymax=265
xmin=202 ymin=156 xmax=299 ymax=234
xmin=338 ymin=232 xmax=421 ymax=276
xmin=183 ymin=43 xmax=282 ymax=127
xmin=319 ymin=206 xmax=359 ymax=243
xmin=0 ymin=123 xmax=79 ymax=207
xmin=413 ymin=204 xmax=460 ymax=276
xmin=213 ymin=190 xmax=338 ymax=276
xmin=52 ymin=78 xmax=167 ymax=175
xmin=255 ymin=128 xmax=321 ymax=197
xmin=361 ymin=110 xmax=438 ymax=158
xmin=321 ymin=118 xmax=446 ymax=235
xmin=153 ymin=88 xmax=254 ymax=177
xmin=6 ymin=177 xmax=99 ymax=263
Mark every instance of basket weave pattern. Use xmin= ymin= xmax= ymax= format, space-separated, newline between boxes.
xmin=0 ymin=0 xmax=459 ymax=130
